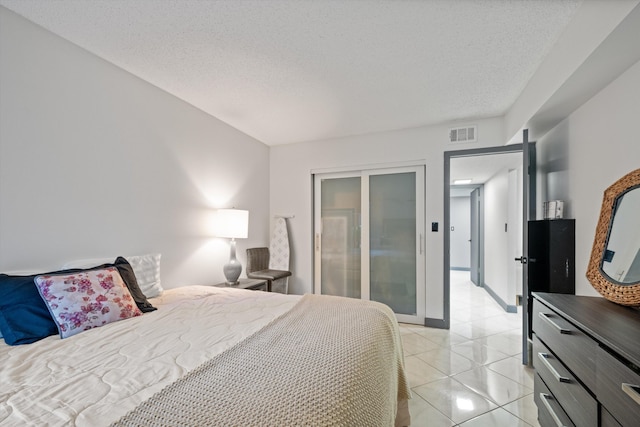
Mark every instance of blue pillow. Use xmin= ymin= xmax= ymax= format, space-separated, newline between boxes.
xmin=0 ymin=272 xmax=61 ymax=345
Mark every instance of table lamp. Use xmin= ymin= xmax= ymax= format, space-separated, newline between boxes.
xmin=214 ymin=209 xmax=249 ymax=284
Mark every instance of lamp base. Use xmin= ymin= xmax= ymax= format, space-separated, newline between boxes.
xmin=223 ymin=238 xmax=242 ymax=285
xmin=223 ymin=261 xmax=242 ymax=285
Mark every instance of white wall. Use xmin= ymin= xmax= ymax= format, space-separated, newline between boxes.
xmin=467 ymin=164 xmax=521 ymax=309
xmin=483 ymin=170 xmax=510 ymax=304
xmin=450 ymin=196 xmax=470 ymax=270
xmin=0 ymin=8 xmax=270 ymax=287
xmin=270 ymin=118 xmax=505 ymax=319
xmin=536 ymin=58 xmax=640 ymax=296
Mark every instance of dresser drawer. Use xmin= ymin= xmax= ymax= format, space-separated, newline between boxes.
xmin=532 ymin=335 xmax=596 ymax=427
xmin=596 ymin=346 xmax=640 ymax=427
xmin=534 ymin=373 xmax=574 ymax=427
xmin=601 ymin=407 xmax=623 ymax=427
xmin=532 ymin=299 xmax=597 ymax=390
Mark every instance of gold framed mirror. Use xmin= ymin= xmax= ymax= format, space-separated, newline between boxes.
xmin=587 ymin=168 xmax=640 ymax=306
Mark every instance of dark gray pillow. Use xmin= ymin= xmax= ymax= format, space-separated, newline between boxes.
xmin=110 ymin=257 xmax=157 ymax=313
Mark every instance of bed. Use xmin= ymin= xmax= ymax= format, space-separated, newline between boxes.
xmin=0 ymin=257 xmax=411 ymax=426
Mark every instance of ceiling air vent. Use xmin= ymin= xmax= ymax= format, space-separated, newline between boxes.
xmin=449 ymin=125 xmax=477 ymax=143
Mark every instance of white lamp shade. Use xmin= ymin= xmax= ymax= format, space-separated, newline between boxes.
xmin=214 ymin=209 xmax=249 ymax=239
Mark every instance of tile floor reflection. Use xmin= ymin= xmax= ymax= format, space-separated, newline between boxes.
xmin=400 ymin=271 xmax=540 ymax=426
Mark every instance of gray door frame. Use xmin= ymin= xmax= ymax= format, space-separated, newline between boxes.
xmin=520 ymin=130 xmax=536 ymax=365
xmin=443 ymin=143 xmax=531 ymax=330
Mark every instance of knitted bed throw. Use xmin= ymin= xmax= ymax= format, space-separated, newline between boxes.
xmin=112 ymin=294 xmax=410 ymax=427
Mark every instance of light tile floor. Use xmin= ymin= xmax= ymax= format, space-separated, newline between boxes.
xmin=400 ymin=271 xmax=540 ymax=426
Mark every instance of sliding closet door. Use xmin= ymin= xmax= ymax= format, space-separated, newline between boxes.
xmin=315 ymin=174 xmax=362 ymax=298
xmin=368 ymin=171 xmax=419 ymax=316
xmin=314 ymin=166 xmax=425 ymax=323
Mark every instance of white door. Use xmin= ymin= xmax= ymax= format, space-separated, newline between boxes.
xmin=313 ymin=166 xmax=426 ymax=324
xmin=470 ymin=187 xmax=482 ymax=286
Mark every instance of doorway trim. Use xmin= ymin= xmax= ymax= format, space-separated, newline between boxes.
xmin=443 ymin=144 xmax=528 ymax=329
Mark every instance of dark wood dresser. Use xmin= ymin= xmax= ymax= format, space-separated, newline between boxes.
xmin=532 ymin=292 xmax=640 ymax=427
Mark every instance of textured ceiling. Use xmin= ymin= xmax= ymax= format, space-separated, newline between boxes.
xmin=0 ymin=0 xmax=582 ymax=145
xmin=451 ymin=151 xmax=521 ymax=187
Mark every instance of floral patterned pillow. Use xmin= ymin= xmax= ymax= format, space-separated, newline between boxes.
xmin=34 ymin=267 xmax=143 ymax=339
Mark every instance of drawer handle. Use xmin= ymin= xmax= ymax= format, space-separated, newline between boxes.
xmin=538 ymin=352 xmax=571 ymax=383
xmin=538 ymin=312 xmax=571 ymax=334
xmin=540 ymin=393 xmax=568 ymax=427
xmin=622 ymin=383 xmax=640 ymax=406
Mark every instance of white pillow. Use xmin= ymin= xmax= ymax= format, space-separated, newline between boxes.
xmin=62 ymin=253 xmax=163 ymax=298
xmin=125 ymin=254 xmax=163 ymax=298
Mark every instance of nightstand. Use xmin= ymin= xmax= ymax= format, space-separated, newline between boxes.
xmin=213 ymin=278 xmax=268 ymax=291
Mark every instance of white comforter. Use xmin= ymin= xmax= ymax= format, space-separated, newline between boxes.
xmin=0 ymin=286 xmax=299 ymax=426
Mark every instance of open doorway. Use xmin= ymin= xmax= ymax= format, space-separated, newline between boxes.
xmin=449 ymin=153 xmax=523 ymax=312
xmin=444 ymin=144 xmax=531 ymax=362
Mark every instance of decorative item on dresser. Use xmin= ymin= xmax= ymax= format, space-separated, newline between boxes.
xmin=532 ymin=292 xmax=640 ymax=427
